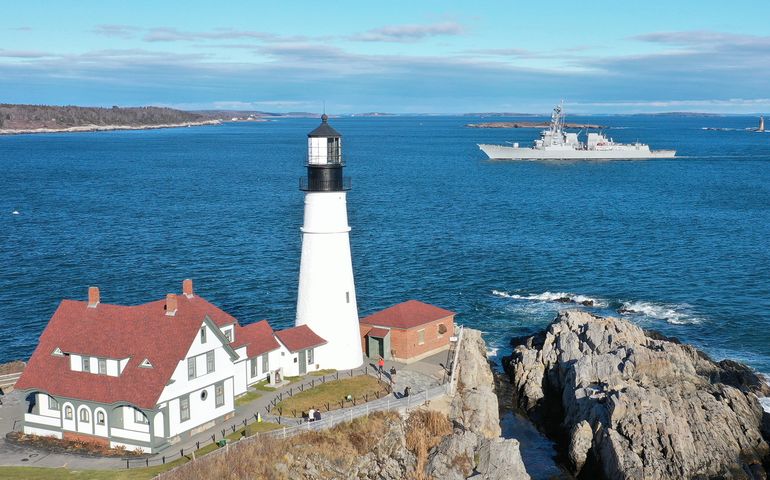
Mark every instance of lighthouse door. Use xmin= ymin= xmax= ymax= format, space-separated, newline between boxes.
xmin=298 ymin=350 xmax=307 ymax=375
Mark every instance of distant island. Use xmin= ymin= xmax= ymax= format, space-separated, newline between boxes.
xmin=0 ymin=104 xmax=220 ymax=135
xmin=467 ymin=121 xmax=604 ymax=129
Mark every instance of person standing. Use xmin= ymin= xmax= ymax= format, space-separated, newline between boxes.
xmin=308 ymin=407 xmax=316 ymax=422
xmin=377 ymin=357 xmax=385 ymax=374
xmin=389 ymin=366 xmax=397 ymax=385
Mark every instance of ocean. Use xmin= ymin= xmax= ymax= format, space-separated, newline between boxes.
xmin=1 ymin=115 xmax=769 ymax=379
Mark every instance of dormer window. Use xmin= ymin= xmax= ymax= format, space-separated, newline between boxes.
xmin=98 ymin=358 xmax=107 ymax=375
xmin=82 ymin=356 xmax=91 ymax=373
xmin=200 ymin=326 xmax=207 ymax=344
xmin=224 ymin=328 xmax=232 ymax=342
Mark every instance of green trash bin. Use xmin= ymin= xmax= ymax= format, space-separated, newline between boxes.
xmin=216 ymin=439 xmax=228 ymax=447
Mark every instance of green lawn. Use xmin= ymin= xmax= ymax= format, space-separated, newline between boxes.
xmin=234 ymin=390 xmax=261 ymax=407
xmin=252 ymin=379 xmax=276 ymax=392
xmin=271 ymin=376 xmax=388 ymax=417
xmin=0 ymin=422 xmax=281 ymax=480
xmin=310 ymin=368 xmax=336 ymax=376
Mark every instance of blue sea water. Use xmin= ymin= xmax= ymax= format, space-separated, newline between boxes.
xmin=1 ymin=116 xmax=769 ymax=379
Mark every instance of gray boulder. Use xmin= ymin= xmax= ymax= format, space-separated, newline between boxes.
xmin=506 ymin=310 xmax=770 ymax=480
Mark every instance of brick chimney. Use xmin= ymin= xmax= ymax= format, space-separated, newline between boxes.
xmin=87 ymin=286 xmax=100 ymax=308
xmin=165 ymin=293 xmax=178 ymax=316
xmin=182 ymin=279 xmax=194 ymax=298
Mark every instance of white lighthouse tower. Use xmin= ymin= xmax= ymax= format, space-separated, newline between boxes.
xmin=295 ymin=114 xmax=363 ymax=370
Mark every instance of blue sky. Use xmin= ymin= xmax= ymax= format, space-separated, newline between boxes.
xmin=2 ymin=0 xmax=770 ymax=113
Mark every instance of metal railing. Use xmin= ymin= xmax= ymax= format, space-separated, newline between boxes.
xmin=299 ymin=176 xmax=351 ymax=191
xmin=157 ymin=383 xmax=449 ymax=478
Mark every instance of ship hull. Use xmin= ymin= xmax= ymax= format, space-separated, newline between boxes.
xmin=478 ymin=144 xmax=676 ymax=160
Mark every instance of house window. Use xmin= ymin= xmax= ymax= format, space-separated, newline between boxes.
xmin=206 ymin=351 xmax=215 ymax=374
xmin=224 ymin=329 xmax=232 ymax=342
xmin=418 ymin=329 xmax=425 ymax=345
xmin=79 ymin=408 xmax=90 ymax=423
xmin=82 ymin=356 xmax=90 ymax=372
xmin=200 ymin=326 xmax=207 ymax=344
xmin=215 ymin=383 xmax=225 ymax=407
xmin=134 ymin=409 xmax=148 ymax=424
xmin=250 ymin=358 xmax=258 ymax=378
xmin=307 ymin=348 xmax=314 ymax=365
xmin=98 ymin=358 xmax=107 ymax=375
xmin=438 ymin=323 xmax=448 ymax=337
xmin=48 ymin=396 xmax=59 ymax=410
xmin=96 ymin=411 xmax=105 ymax=425
xmin=262 ymin=353 xmax=269 ymax=373
xmin=187 ymin=357 xmax=196 ymax=380
xmin=180 ymin=396 xmax=190 ymax=422
xmin=64 ymin=405 xmax=73 ymax=420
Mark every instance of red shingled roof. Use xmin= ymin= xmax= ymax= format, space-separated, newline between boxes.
xmin=15 ymin=294 xmax=238 ymax=409
xmin=232 ymin=320 xmax=280 ymax=358
xmin=360 ymin=300 xmax=455 ymax=329
xmin=274 ymin=325 xmax=326 ymax=353
xmin=367 ymin=327 xmax=390 ymax=338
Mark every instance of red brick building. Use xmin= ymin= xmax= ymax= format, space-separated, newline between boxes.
xmin=359 ymin=300 xmax=455 ymax=363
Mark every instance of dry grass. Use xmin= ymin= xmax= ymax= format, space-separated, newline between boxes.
xmin=405 ymin=410 xmax=453 ymax=480
xmin=161 ymin=411 xmax=401 ymax=480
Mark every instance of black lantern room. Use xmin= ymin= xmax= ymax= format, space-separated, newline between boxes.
xmin=301 ymin=114 xmax=350 ymax=192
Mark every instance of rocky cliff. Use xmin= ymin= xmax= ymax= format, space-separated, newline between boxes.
xmin=505 ymin=310 xmax=770 ymax=479
xmin=428 ymin=328 xmax=530 ymax=480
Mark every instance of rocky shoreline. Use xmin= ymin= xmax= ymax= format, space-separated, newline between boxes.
xmin=0 ymin=119 xmax=221 ymax=136
xmin=503 ymin=310 xmax=770 ymax=479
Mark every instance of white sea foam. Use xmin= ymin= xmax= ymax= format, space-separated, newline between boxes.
xmin=11 ymin=210 xmax=19 ymax=215
xmin=486 ymin=347 xmax=499 ymax=357
xmin=492 ymin=290 xmax=607 ymax=307
xmin=618 ymin=301 xmax=702 ymax=325
xmin=760 ymin=397 xmax=770 ymax=414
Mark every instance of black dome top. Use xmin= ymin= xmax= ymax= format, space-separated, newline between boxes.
xmin=308 ymin=114 xmax=341 ymax=138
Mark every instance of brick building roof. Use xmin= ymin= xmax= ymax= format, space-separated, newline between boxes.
xmin=360 ymin=300 xmax=455 ymax=330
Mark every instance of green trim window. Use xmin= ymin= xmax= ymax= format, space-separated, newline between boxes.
xmin=79 ymin=408 xmax=89 ymax=423
xmin=224 ymin=329 xmax=232 ymax=342
xmin=98 ymin=358 xmax=107 ymax=375
xmin=250 ymin=358 xmax=258 ymax=378
xmin=187 ymin=357 xmax=196 ymax=380
xmin=96 ymin=410 xmax=105 ymax=425
xmin=64 ymin=405 xmax=73 ymax=420
xmin=215 ymin=382 xmax=225 ymax=408
xmin=134 ymin=409 xmax=148 ymax=425
xmin=48 ymin=395 xmax=59 ymax=410
xmin=206 ymin=351 xmax=215 ymax=374
xmin=200 ymin=326 xmax=207 ymax=344
xmin=261 ymin=353 xmax=269 ymax=373
xmin=180 ymin=396 xmax=190 ymax=422
xmin=82 ymin=356 xmax=90 ymax=372
xmin=307 ymin=348 xmax=314 ymax=365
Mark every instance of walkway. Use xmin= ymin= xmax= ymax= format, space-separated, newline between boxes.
xmin=0 ymin=350 xmax=453 ymax=471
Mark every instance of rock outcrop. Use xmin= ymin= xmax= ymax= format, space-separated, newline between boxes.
xmin=428 ymin=328 xmax=530 ymax=480
xmin=505 ymin=310 xmax=770 ymax=480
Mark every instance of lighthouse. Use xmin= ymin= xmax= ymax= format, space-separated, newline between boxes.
xmin=295 ymin=114 xmax=363 ymax=370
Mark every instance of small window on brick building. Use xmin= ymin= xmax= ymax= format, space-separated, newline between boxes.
xmin=438 ymin=323 xmax=447 ymax=337
xmin=418 ymin=329 xmax=425 ymax=345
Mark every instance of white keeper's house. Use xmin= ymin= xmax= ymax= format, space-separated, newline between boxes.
xmin=15 ymin=280 xmax=328 ymax=453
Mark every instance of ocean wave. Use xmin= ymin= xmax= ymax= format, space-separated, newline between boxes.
xmin=617 ymin=301 xmax=702 ymax=325
xmin=486 ymin=347 xmax=499 ymax=357
xmin=760 ymin=397 xmax=770 ymax=414
xmin=492 ymin=290 xmax=607 ymax=307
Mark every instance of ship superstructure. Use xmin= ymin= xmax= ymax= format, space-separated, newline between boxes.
xmin=478 ymin=104 xmax=676 ymax=160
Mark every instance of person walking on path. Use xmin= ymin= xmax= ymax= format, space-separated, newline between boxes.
xmin=389 ymin=366 xmax=397 ymax=385
xmin=377 ymin=357 xmax=385 ymax=375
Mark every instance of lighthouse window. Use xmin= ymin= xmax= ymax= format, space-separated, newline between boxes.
xmin=346 ymin=291 xmax=350 ymax=303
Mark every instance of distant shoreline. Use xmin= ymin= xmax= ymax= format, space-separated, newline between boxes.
xmin=467 ymin=121 xmax=604 ymax=129
xmin=0 ymin=119 xmax=222 ymax=136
